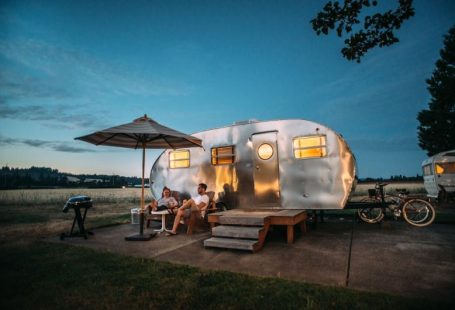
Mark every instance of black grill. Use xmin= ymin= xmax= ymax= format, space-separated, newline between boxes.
xmin=60 ymin=196 xmax=93 ymax=240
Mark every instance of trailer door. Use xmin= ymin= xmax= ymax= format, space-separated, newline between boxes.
xmin=252 ymin=132 xmax=280 ymax=207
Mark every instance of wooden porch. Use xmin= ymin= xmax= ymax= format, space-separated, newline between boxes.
xmin=206 ymin=209 xmax=307 ymax=251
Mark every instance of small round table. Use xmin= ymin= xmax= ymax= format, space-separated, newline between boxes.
xmin=151 ymin=210 xmax=173 ymax=233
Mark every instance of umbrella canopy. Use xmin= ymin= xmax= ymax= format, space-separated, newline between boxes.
xmin=75 ymin=114 xmax=202 ymax=240
xmin=75 ymin=114 xmax=202 ymax=149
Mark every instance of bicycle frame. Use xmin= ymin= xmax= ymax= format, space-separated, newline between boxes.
xmin=355 ymin=183 xmax=436 ymax=227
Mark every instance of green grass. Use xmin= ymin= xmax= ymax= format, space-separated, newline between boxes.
xmin=0 ymin=241 xmax=448 ymax=310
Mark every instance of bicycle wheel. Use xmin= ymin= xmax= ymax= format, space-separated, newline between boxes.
xmin=402 ymin=199 xmax=436 ymax=227
xmin=357 ymin=197 xmax=384 ymax=224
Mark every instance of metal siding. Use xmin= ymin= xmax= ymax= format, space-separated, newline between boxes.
xmin=150 ymin=119 xmax=356 ymax=209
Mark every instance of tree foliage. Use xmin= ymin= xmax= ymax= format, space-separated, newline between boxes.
xmin=417 ymin=25 xmax=455 ymax=156
xmin=311 ymin=0 xmax=414 ymax=62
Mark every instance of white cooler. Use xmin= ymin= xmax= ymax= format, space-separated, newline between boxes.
xmin=130 ymin=208 xmax=140 ymax=224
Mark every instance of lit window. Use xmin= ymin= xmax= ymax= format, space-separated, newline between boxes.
xmin=258 ymin=143 xmax=274 ymax=160
xmin=293 ymin=135 xmax=327 ymax=159
xmin=423 ymin=164 xmax=433 ymax=176
xmin=435 ymin=162 xmax=455 ymax=174
xmin=211 ymin=146 xmax=235 ymax=165
xmin=169 ymin=150 xmax=190 ymax=168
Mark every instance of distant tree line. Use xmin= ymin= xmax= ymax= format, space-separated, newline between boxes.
xmin=0 ymin=166 xmax=146 ymax=189
xmin=359 ymin=174 xmax=423 ymax=183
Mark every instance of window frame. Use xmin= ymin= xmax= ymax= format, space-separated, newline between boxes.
xmin=292 ymin=135 xmax=327 ymax=159
xmin=169 ymin=149 xmax=190 ymax=169
xmin=435 ymin=162 xmax=455 ymax=175
xmin=257 ymin=143 xmax=274 ymax=160
xmin=423 ymin=164 xmax=433 ymax=176
xmin=211 ymin=145 xmax=236 ymax=165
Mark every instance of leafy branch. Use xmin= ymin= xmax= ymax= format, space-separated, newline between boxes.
xmin=311 ymin=0 xmax=415 ymax=62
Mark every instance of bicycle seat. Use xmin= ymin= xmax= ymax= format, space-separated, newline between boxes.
xmin=376 ymin=182 xmax=389 ymax=188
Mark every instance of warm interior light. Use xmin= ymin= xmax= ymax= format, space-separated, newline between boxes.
xmin=211 ymin=146 xmax=235 ymax=165
xmin=435 ymin=164 xmax=444 ymax=174
xmin=169 ymin=150 xmax=190 ymax=168
xmin=435 ymin=162 xmax=455 ymax=175
xmin=294 ymin=148 xmax=326 ymax=158
xmin=293 ymin=135 xmax=327 ymax=159
xmin=258 ymin=143 xmax=273 ymax=160
xmin=293 ymin=136 xmax=325 ymax=148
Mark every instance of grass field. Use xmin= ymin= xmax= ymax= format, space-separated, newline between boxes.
xmin=0 ymin=186 xmax=453 ymax=309
xmin=0 ymin=187 xmax=154 ymax=205
xmin=353 ymin=182 xmax=427 ymax=196
xmin=0 ymin=182 xmax=428 ymax=206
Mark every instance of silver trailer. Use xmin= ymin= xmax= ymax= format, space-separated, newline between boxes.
xmin=150 ymin=119 xmax=357 ymax=210
xmin=422 ymin=149 xmax=455 ymax=202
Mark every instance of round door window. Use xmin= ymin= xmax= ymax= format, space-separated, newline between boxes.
xmin=258 ymin=143 xmax=273 ymax=160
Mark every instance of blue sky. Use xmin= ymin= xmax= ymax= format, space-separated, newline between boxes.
xmin=0 ymin=0 xmax=454 ymax=178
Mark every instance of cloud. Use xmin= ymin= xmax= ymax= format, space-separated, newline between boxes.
xmin=0 ymin=38 xmax=190 ymax=129
xmin=0 ymin=100 xmax=105 ymax=129
xmin=0 ymin=135 xmax=98 ymax=153
xmin=0 ymin=39 xmax=188 ymax=99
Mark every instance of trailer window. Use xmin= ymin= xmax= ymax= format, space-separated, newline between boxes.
xmin=435 ymin=162 xmax=455 ymax=174
xmin=211 ymin=146 xmax=235 ymax=165
xmin=423 ymin=164 xmax=433 ymax=176
xmin=293 ymin=135 xmax=327 ymax=159
xmin=169 ymin=150 xmax=190 ymax=168
xmin=258 ymin=143 xmax=274 ymax=160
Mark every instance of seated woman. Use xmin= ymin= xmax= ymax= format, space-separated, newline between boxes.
xmin=147 ymin=186 xmax=178 ymax=214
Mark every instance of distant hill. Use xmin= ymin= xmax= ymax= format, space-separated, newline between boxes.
xmin=0 ymin=166 xmax=146 ymax=189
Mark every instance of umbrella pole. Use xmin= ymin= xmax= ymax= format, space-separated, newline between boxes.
xmin=139 ymin=144 xmax=145 ymax=235
xmin=125 ymin=143 xmax=154 ymax=241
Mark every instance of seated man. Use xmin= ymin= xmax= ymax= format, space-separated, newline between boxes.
xmin=167 ymin=183 xmax=209 ymax=235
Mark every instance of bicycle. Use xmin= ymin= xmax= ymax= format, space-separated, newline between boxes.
xmin=357 ymin=183 xmax=436 ymax=227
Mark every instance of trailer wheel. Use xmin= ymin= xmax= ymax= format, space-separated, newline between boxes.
xmin=402 ymin=199 xmax=435 ymax=227
xmin=357 ymin=198 xmax=384 ymax=224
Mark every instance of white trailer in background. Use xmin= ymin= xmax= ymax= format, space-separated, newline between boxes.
xmin=422 ymin=149 xmax=455 ymax=203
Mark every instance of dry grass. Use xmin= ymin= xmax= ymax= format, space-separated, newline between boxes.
xmin=0 ymin=188 xmax=154 ymax=205
xmin=353 ymin=182 xmax=426 ymax=196
xmin=0 ymin=183 xmax=427 ymax=205
xmin=0 ymin=202 xmax=134 ymax=242
xmin=0 ymin=188 xmax=149 ymax=241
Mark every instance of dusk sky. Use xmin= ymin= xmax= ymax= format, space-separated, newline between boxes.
xmin=1 ymin=0 xmax=454 ymax=178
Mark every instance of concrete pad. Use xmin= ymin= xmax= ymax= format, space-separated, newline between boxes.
xmin=348 ymin=221 xmax=455 ymax=299
xmin=48 ymin=218 xmax=455 ymax=301
xmin=48 ymin=222 xmax=211 ymax=258
xmin=158 ymin=223 xmax=350 ymax=286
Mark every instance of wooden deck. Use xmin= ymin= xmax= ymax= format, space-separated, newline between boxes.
xmin=207 ymin=209 xmax=307 ymax=244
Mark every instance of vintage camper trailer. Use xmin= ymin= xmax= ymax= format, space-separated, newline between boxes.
xmin=422 ymin=149 xmax=455 ymax=202
xmin=150 ymin=119 xmax=357 ymax=210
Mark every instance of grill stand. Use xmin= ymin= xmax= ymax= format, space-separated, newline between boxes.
xmin=60 ymin=206 xmax=93 ymax=240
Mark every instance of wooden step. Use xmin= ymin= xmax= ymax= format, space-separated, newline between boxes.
xmin=212 ymin=225 xmax=262 ymax=239
xmin=218 ymin=216 xmax=267 ymax=226
xmin=204 ymin=237 xmax=259 ymax=251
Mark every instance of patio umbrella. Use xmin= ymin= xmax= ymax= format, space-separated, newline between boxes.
xmin=75 ymin=114 xmax=203 ymax=241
